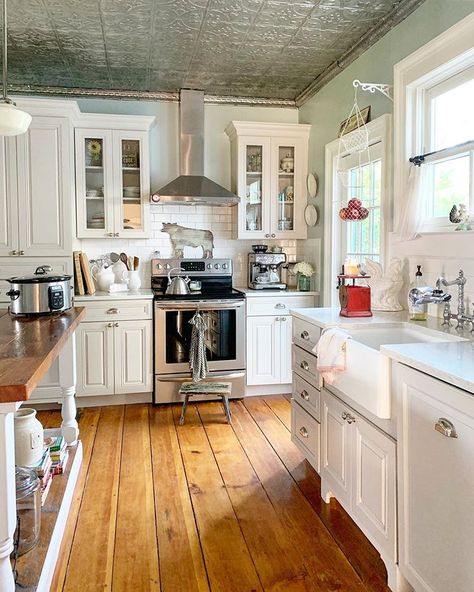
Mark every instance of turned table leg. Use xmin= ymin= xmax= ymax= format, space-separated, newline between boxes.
xmin=0 ymin=402 xmax=20 ymax=592
xmin=58 ymin=334 xmax=79 ymax=446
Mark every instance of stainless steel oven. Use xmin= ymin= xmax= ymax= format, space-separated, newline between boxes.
xmin=154 ymin=298 xmax=246 ymax=403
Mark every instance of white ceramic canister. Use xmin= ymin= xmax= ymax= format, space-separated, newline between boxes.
xmin=126 ymin=270 xmax=141 ymax=292
xmin=14 ymin=408 xmax=44 ymax=467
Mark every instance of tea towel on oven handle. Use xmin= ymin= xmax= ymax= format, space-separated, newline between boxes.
xmin=189 ymin=310 xmax=209 ymax=382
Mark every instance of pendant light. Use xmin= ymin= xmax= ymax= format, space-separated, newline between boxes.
xmin=0 ymin=0 xmax=31 ymax=135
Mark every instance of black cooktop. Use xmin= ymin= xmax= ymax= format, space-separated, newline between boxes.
xmin=153 ymin=287 xmax=245 ymax=301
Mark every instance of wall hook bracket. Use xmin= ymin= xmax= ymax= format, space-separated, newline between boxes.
xmin=353 ymin=79 xmax=393 ymax=101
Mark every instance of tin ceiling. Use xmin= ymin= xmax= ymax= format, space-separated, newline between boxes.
xmin=7 ymin=0 xmax=425 ymax=106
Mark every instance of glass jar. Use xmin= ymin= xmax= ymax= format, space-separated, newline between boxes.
xmin=15 ymin=467 xmax=41 ymax=556
xmin=297 ymin=273 xmax=311 ymax=292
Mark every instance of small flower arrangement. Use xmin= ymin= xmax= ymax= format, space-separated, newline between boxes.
xmin=87 ymin=139 xmax=102 ymax=165
xmin=293 ymin=262 xmax=315 ymax=292
xmin=293 ymin=262 xmax=315 ymax=277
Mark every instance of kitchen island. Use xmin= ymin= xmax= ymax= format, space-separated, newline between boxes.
xmin=0 ymin=307 xmax=85 ymax=592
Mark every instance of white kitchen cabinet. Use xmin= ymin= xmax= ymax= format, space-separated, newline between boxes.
xmin=75 ymin=127 xmax=151 ymax=239
xmin=397 ymin=364 xmax=474 ymax=592
xmin=247 ymin=315 xmax=281 ymax=385
xmin=113 ymin=320 xmax=152 ymax=394
xmin=76 ymin=321 xmax=115 ymax=396
xmin=0 ymin=115 xmax=72 ymax=257
xmin=321 ymin=388 xmax=397 ymax=578
xmin=225 ymin=121 xmax=311 ymax=240
xmin=75 ymin=298 xmax=153 ymax=397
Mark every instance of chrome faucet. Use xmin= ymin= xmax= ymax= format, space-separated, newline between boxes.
xmin=436 ymin=270 xmax=472 ymax=330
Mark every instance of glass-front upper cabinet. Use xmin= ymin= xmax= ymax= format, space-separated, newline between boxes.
xmin=226 ymin=122 xmax=311 ymax=240
xmin=75 ymin=127 xmax=151 ymax=239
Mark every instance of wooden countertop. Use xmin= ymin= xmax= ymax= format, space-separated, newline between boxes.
xmin=0 ymin=307 xmax=86 ymax=403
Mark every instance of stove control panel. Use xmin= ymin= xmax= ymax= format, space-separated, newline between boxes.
xmin=152 ymin=258 xmax=233 ymax=277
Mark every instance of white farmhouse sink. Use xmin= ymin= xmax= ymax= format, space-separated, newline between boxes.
xmin=329 ymin=323 xmax=466 ymax=419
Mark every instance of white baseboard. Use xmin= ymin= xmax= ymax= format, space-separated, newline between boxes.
xmin=245 ymin=384 xmax=292 ymax=397
xmin=30 ymin=392 xmax=153 ymax=410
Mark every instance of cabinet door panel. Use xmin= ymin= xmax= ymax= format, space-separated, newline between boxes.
xmin=352 ymin=415 xmax=396 ymax=559
xmin=398 ymin=366 xmax=474 ymax=592
xmin=246 ymin=316 xmax=280 ymax=385
xmin=0 ymin=136 xmax=18 ymax=255
xmin=279 ymin=315 xmax=292 ymax=384
xmin=76 ymin=322 xmax=114 ymax=396
xmin=114 ymin=320 xmax=152 ymax=394
xmin=17 ymin=117 xmax=72 ymax=255
xmin=321 ymin=389 xmax=351 ymax=507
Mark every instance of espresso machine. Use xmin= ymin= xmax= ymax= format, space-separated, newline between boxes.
xmin=248 ymin=253 xmax=287 ymax=290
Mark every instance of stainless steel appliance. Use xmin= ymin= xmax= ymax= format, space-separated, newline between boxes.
xmin=6 ymin=266 xmax=72 ymax=315
xmin=248 ymin=252 xmax=287 ymax=290
xmin=152 ymin=258 xmax=246 ymax=403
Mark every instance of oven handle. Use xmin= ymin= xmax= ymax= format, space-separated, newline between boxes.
xmin=157 ymin=372 xmax=246 ymax=382
xmin=154 ymin=299 xmax=245 ymax=310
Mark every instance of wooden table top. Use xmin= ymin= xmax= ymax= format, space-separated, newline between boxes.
xmin=0 ymin=307 xmax=86 ymax=403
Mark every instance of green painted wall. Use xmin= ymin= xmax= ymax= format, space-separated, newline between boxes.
xmin=298 ymin=0 xmax=474 ymax=242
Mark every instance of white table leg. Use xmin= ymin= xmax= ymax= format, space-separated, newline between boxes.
xmin=0 ymin=402 xmax=21 ymax=592
xmin=58 ymin=333 xmax=79 ymax=446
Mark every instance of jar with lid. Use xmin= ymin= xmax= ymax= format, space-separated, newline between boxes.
xmin=15 ymin=467 xmax=41 ymax=556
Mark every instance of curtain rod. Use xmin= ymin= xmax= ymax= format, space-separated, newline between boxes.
xmin=410 ymin=139 xmax=474 ymax=166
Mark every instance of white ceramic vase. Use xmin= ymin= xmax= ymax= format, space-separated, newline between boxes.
xmin=14 ymin=408 xmax=44 ymax=467
xmin=126 ymin=270 xmax=141 ymax=292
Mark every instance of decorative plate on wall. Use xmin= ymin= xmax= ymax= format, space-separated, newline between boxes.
xmin=307 ymin=173 xmax=318 ymax=199
xmin=304 ymin=204 xmax=318 ymax=226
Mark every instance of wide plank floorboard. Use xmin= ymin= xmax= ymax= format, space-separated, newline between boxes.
xmin=48 ymin=397 xmax=389 ymax=592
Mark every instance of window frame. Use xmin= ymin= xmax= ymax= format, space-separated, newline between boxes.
xmin=323 ymin=115 xmax=391 ymax=307
xmin=394 ymin=12 xmax=474 ymax=236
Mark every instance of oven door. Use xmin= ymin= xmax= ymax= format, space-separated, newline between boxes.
xmin=154 ymin=299 xmax=245 ymax=375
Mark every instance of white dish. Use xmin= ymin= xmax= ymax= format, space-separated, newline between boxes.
xmin=304 ymin=204 xmax=318 ymax=226
xmin=307 ymin=173 xmax=318 ymax=198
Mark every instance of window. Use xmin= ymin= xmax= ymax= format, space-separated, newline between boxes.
xmin=324 ymin=115 xmax=390 ymax=306
xmin=423 ymin=68 xmax=474 ymax=225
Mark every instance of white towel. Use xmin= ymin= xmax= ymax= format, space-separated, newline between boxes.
xmin=314 ymin=328 xmax=351 ymax=384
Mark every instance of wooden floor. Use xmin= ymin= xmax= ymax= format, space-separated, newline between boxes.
xmin=36 ymin=396 xmax=390 ymax=592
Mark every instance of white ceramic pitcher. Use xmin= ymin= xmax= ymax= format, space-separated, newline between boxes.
xmin=91 ymin=265 xmax=115 ymax=292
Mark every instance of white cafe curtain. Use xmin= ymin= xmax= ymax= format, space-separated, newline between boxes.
xmin=396 ymin=163 xmax=426 ymax=241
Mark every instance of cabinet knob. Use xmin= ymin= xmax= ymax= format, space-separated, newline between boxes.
xmin=265 ymin=234 xmax=270 ymax=238
xmin=106 ymin=308 xmax=119 ymax=314
xmin=281 ymin=316 xmax=287 ymax=321
xmin=299 ymin=427 xmax=309 ymax=438
xmin=10 ymin=250 xmax=17 ymax=255
xmin=342 ymin=411 xmax=348 ymax=420
xmin=107 ymin=232 xmax=114 ymax=237
xmin=19 ymin=250 xmax=24 ymax=256
xmin=114 ymin=322 xmax=119 ymax=327
xmin=347 ymin=414 xmax=356 ymax=424
xmin=275 ymin=303 xmax=285 ymax=309
xmin=107 ymin=322 xmax=113 ymax=328
xmin=300 ymin=390 xmax=309 ymax=401
xmin=114 ymin=232 xmax=119 ymax=237
xmin=301 ymin=330 xmax=310 ymax=340
xmin=435 ymin=417 xmax=458 ymax=438
xmin=271 ymin=233 xmax=276 ymax=238
xmin=300 ymin=360 xmax=309 ymax=371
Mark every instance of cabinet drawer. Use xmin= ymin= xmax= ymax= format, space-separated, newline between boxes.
xmin=292 ymin=344 xmax=320 ymax=387
xmin=292 ymin=318 xmax=321 ymax=353
xmin=247 ymin=295 xmax=314 ymax=316
xmin=291 ymin=399 xmax=320 ymax=472
xmin=76 ymin=299 xmax=153 ymax=321
xmin=293 ymin=373 xmax=320 ymax=421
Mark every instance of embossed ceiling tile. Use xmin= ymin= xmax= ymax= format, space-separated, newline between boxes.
xmin=292 ymin=26 xmax=342 ymax=48
xmin=205 ymin=5 xmax=255 ymax=26
xmin=45 ymin=0 xmax=103 ymax=33
xmin=108 ymin=51 xmax=149 ymax=69
xmin=10 ymin=28 xmax=60 ymax=52
xmin=255 ymin=1 xmax=314 ymax=28
xmin=199 ymin=22 xmax=249 ymax=45
xmin=149 ymin=69 xmax=187 ymax=87
xmin=105 ymin=33 xmax=151 ymax=54
xmin=70 ymin=67 xmax=111 ymax=87
xmin=246 ymin=24 xmax=295 ymax=45
xmin=56 ymin=31 xmax=105 ymax=52
xmin=154 ymin=1 xmax=207 ymax=29
xmin=109 ymin=67 xmax=148 ymax=88
xmin=62 ymin=49 xmax=107 ymax=69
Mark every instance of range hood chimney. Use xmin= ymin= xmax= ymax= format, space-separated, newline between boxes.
xmin=151 ymin=89 xmax=240 ymax=206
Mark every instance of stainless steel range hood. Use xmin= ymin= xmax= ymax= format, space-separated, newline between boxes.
xmin=151 ymin=89 xmax=240 ymax=206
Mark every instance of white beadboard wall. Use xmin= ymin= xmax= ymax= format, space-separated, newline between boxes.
xmin=79 ymin=205 xmax=316 ymax=289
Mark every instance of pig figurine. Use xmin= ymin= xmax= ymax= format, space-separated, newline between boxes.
xmin=161 ymin=223 xmax=214 ymax=259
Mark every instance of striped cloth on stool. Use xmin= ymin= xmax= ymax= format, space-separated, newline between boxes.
xmin=178 ymin=382 xmax=232 ymax=425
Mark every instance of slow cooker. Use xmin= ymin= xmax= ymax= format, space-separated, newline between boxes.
xmin=6 ymin=265 xmax=73 ymax=315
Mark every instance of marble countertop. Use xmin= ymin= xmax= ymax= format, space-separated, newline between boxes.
xmin=237 ymin=287 xmax=319 ymax=297
xmin=292 ymin=307 xmax=474 ymax=394
xmin=74 ymin=289 xmax=153 ymax=301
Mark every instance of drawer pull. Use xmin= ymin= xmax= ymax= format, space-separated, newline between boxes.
xmin=342 ymin=411 xmax=356 ymax=424
xmin=275 ymin=303 xmax=285 ymax=310
xmin=342 ymin=412 xmax=348 ymax=420
xmin=280 ymin=316 xmax=287 ymax=321
xmin=299 ymin=427 xmax=309 ymax=438
xmin=300 ymin=330 xmax=310 ymax=340
xmin=107 ymin=322 xmax=113 ymax=328
xmin=106 ymin=308 xmax=119 ymax=314
xmin=114 ymin=322 xmax=119 ymax=327
xmin=435 ymin=417 xmax=458 ymax=438
xmin=300 ymin=390 xmax=310 ymax=402
xmin=300 ymin=360 xmax=309 ymax=371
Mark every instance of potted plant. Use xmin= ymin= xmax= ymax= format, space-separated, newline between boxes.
xmin=293 ymin=262 xmax=315 ymax=292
